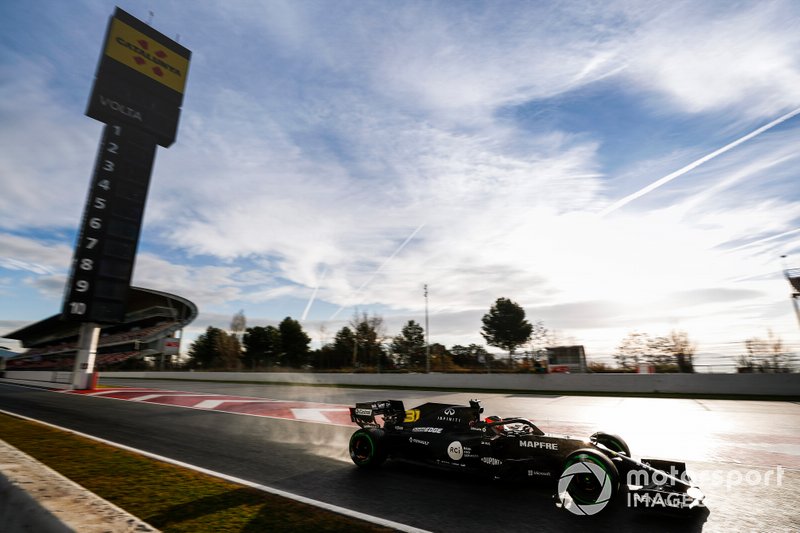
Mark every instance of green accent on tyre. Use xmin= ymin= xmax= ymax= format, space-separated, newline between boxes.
xmin=350 ymin=431 xmax=375 ymax=465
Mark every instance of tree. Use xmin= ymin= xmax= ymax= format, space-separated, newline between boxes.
xmin=668 ymin=330 xmax=696 ymax=373
xmin=643 ymin=336 xmax=676 ymax=367
xmin=481 ymin=298 xmax=533 ymax=364
xmin=230 ymin=310 xmax=247 ymax=342
xmin=187 ymin=326 xmax=222 ymax=368
xmin=391 ymin=320 xmax=426 ymax=369
xmin=739 ymin=330 xmax=790 ymax=372
xmin=242 ymin=325 xmax=281 ymax=369
xmin=613 ymin=331 xmax=651 ymax=371
xmin=450 ymin=344 xmax=490 ymax=370
xmin=329 ymin=326 xmax=357 ymax=369
xmin=350 ymin=311 xmax=389 ymax=370
xmin=279 ymin=317 xmax=311 ymax=368
xmin=216 ymin=330 xmax=242 ymax=370
xmin=428 ymin=343 xmax=454 ymax=371
xmin=187 ymin=326 xmax=241 ymax=369
xmin=526 ymin=320 xmax=550 ymax=355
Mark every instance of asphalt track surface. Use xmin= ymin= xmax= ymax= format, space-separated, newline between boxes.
xmin=0 ymin=379 xmax=798 ymax=533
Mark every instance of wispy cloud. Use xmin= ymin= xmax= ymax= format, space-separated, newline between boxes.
xmin=2 ymin=1 xmax=800 ymax=358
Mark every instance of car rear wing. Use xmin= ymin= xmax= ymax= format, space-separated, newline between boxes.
xmin=350 ymin=400 xmax=406 ymax=428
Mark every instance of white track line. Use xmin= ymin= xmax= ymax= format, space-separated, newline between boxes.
xmin=291 ymin=407 xmax=352 ymax=422
xmin=0 ymin=408 xmax=430 ymax=533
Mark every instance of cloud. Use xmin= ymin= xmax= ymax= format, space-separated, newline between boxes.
xmin=2 ymin=1 xmax=800 ymax=361
xmin=623 ymin=1 xmax=800 ymax=117
xmin=0 ymin=53 xmax=99 ymax=231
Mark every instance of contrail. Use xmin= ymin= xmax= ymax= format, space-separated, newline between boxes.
xmin=726 ymin=227 xmax=800 ymax=253
xmin=329 ymin=223 xmax=426 ymax=320
xmin=301 ymin=267 xmax=327 ymax=321
xmin=599 ymin=106 xmax=800 ymax=217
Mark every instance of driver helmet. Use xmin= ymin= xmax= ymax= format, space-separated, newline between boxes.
xmin=485 ymin=415 xmax=504 ymax=435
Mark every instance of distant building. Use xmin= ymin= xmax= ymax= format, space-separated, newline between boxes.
xmin=546 ymin=345 xmax=587 ymax=373
xmin=4 ymin=287 xmax=196 ymax=372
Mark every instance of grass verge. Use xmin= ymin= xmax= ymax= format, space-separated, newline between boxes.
xmin=0 ymin=413 xmax=390 ymax=533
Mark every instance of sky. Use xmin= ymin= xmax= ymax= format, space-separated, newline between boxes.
xmin=1 ymin=0 xmax=799 ymax=367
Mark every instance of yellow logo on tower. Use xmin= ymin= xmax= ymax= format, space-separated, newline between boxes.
xmin=104 ymin=17 xmax=189 ymax=94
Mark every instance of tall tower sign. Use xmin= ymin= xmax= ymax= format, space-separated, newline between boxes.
xmin=62 ymin=8 xmax=190 ymax=388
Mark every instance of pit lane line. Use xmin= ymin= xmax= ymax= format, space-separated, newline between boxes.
xmin=0 ymin=406 xmax=430 ymax=533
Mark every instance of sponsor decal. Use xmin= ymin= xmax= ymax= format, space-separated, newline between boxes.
xmin=435 ymin=459 xmax=466 ymax=468
xmin=482 ymin=457 xmax=503 ymax=466
xmin=354 ymin=408 xmax=372 ymax=416
xmin=520 ymin=440 xmax=558 ymax=451
xmin=409 ymin=437 xmax=429 ymax=446
xmin=436 ymin=416 xmax=460 ymax=423
xmin=447 ymin=441 xmax=464 ymax=461
xmin=104 ymin=17 xmax=189 ymax=93
xmin=371 ymin=401 xmax=392 ymax=410
xmin=528 ymin=470 xmax=552 ymax=477
xmin=412 ymin=427 xmax=443 ymax=434
xmin=443 ymin=408 xmax=456 ymax=416
xmin=98 ymin=96 xmax=142 ymax=121
xmin=404 ymin=409 xmax=420 ymax=423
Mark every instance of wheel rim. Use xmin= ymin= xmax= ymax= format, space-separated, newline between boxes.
xmin=566 ymin=455 xmax=610 ymax=504
xmin=350 ymin=433 xmax=373 ymax=463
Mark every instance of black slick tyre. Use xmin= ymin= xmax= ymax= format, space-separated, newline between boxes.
xmin=349 ymin=428 xmax=387 ymax=468
xmin=559 ymin=449 xmax=619 ymax=515
xmin=590 ymin=432 xmax=631 ymax=457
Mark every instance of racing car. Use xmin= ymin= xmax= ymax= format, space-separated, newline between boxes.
xmin=348 ymin=399 xmax=705 ymax=514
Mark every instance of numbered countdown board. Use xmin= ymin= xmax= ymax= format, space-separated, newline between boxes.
xmin=62 ymin=123 xmax=157 ymax=323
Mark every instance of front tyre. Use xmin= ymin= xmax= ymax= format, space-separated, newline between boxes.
xmin=349 ymin=428 xmax=387 ymax=468
xmin=558 ymin=449 xmax=619 ymax=515
xmin=590 ymin=432 xmax=631 ymax=457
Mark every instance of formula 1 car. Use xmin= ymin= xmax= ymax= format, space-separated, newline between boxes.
xmin=349 ymin=399 xmax=705 ymax=514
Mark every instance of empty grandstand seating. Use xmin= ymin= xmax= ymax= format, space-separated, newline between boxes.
xmin=3 ymin=287 xmax=197 ymax=374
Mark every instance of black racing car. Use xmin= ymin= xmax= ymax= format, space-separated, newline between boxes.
xmin=348 ymin=399 xmax=705 ymax=514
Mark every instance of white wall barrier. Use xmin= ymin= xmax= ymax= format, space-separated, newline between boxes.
xmin=92 ymin=371 xmax=800 ymax=397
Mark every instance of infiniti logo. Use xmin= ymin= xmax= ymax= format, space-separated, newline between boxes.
xmin=444 ymin=408 xmax=456 ymax=415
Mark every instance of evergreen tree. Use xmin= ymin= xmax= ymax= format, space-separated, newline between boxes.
xmin=481 ymin=298 xmax=533 ymax=360
xmin=242 ymin=325 xmax=281 ymax=369
xmin=279 ymin=317 xmax=311 ymax=368
xmin=391 ymin=320 xmax=426 ymax=369
xmin=187 ymin=326 xmax=241 ymax=369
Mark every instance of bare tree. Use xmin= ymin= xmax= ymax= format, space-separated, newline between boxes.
xmin=614 ymin=331 xmax=651 ymax=371
xmin=230 ymin=309 xmax=247 ymax=342
xmin=740 ymin=329 xmax=789 ymax=372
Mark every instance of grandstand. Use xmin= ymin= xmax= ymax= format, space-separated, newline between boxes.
xmin=3 ymin=287 xmax=197 ymax=372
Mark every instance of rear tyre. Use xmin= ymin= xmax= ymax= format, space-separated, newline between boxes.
xmin=558 ymin=449 xmax=619 ymax=515
xmin=349 ymin=428 xmax=387 ymax=468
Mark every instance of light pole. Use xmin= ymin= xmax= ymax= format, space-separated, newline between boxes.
xmin=425 ymin=284 xmax=430 ymax=373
